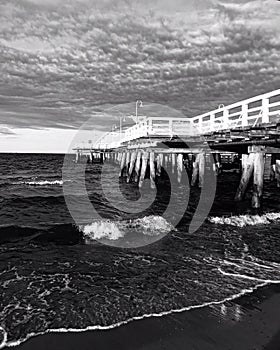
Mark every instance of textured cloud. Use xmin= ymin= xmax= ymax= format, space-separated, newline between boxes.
xmin=0 ymin=126 xmax=16 ymax=135
xmin=0 ymin=0 xmax=279 ymax=135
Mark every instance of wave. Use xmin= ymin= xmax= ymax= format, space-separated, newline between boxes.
xmin=79 ymin=215 xmax=174 ymax=241
xmin=21 ymin=180 xmax=64 ymax=186
xmin=209 ymin=212 xmax=280 ymax=227
xmin=1 ymin=281 xmax=279 ymax=350
xmin=81 ymin=221 xmax=125 ymax=241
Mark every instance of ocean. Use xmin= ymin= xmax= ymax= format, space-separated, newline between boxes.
xmin=1 ymin=153 xmax=280 ymax=349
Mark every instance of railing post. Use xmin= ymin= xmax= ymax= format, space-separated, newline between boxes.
xmin=169 ymin=119 xmax=173 ymax=137
xmin=241 ymin=103 xmax=248 ymax=127
xmin=148 ymin=118 xmax=153 ymax=135
xmin=223 ymin=108 xmax=229 ymax=129
xmin=262 ymin=97 xmax=269 ymax=123
xmin=198 ymin=117 xmax=203 ymax=134
xmin=210 ymin=113 xmax=215 ymax=132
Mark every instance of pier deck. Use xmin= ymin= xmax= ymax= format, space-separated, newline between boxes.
xmin=75 ymin=89 xmax=280 ymax=209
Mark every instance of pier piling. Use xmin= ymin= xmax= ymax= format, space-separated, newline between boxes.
xmin=127 ymin=151 xmax=137 ymax=183
xmin=134 ymin=152 xmax=142 ymax=182
xmin=149 ymin=151 xmax=156 ymax=189
xmin=119 ymin=152 xmax=126 ymax=177
xmin=156 ymin=153 xmax=163 ymax=177
xmin=139 ymin=152 xmax=148 ymax=188
xmin=275 ymin=159 xmax=280 ymax=188
xmin=177 ymin=154 xmax=183 ymax=183
xmin=252 ymin=151 xmax=264 ymax=209
xmin=235 ymin=153 xmax=254 ymax=201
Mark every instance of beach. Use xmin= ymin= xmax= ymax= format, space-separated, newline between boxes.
xmin=13 ymin=284 xmax=280 ymax=350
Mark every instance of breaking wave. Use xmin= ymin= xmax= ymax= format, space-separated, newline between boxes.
xmin=81 ymin=221 xmax=125 ymax=241
xmin=79 ymin=215 xmax=175 ymax=241
xmin=209 ymin=212 xmax=280 ymax=227
xmin=22 ymin=180 xmax=64 ymax=186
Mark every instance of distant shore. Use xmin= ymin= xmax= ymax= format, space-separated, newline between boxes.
xmin=12 ymin=283 xmax=280 ymax=350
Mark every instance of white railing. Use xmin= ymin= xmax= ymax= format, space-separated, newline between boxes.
xmin=94 ymin=131 xmax=125 ymax=150
xmin=190 ymin=89 xmax=280 ymax=134
xmin=121 ymin=117 xmax=195 ymax=143
xmin=90 ymin=89 xmax=280 ymax=149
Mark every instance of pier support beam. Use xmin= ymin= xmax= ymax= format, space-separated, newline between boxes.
xmin=171 ymin=153 xmax=176 ymax=174
xmin=235 ymin=146 xmax=265 ymax=208
xmin=177 ymin=154 xmax=183 ymax=183
xmin=264 ymin=154 xmax=272 ymax=181
xmin=276 ymin=159 xmax=280 ymax=188
xmin=149 ymin=151 xmax=156 ymax=189
xmin=213 ymin=153 xmax=222 ymax=175
xmin=183 ymin=154 xmax=192 ymax=177
xmin=156 ymin=153 xmax=163 ymax=177
xmin=134 ymin=152 xmax=142 ymax=183
xmin=139 ymin=152 xmax=148 ymax=188
xmin=119 ymin=152 xmax=126 ymax=177
xmin=100 ymin=153 xmax=104 ymax=164
xmin=252 ymin=151 xmax=264 ymax=209
xmin=235 ymin=154 xmax=254 ymax=201
xmin=127 ymin=151 xmax=137 ymax=183
xmin=191 ymin=153 xmax=205 ymax=188
xmin=125 ymin=152 xmax=131 ymax=177
xmin=75 ymin=151 xmax=79 ymax=163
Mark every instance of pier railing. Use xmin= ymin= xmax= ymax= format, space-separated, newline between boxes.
xmin=94 ymin=131 xmax=125 ymax=150
xmin=89 ymin=89 xmax=280 ymax=149
xmin=190 ymin=89 xmax=280 ymax=134
xmin=122 ymin=117 xmax=195 ymax=143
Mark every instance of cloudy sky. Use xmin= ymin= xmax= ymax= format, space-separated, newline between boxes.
xmin=0 ymin=0 xmax=279 ymax=152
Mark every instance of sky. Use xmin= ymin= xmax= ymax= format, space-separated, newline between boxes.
xmin=0 ymin=0 xmax=279 ymax=153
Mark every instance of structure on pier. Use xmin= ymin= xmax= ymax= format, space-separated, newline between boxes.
xmin=74 ymin=89 xmax=280 ymax=209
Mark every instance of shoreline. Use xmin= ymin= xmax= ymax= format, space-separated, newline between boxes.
xmin=8 ymin=283 xmax=280 ymax=350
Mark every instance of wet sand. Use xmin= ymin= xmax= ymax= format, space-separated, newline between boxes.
xmin=14 ymin=284 xmax=280 ymax=350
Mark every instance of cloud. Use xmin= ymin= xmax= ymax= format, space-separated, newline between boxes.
xmin=0 ymin=126 xmax=16 ymax=135
xmin=0 ymin=0 xmax=279 ymax=135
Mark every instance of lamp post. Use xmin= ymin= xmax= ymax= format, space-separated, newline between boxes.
xmin=136 ymin=100 xmax=143 ymax=124
xmin=119 ymin=116 xmax=126 ymax=135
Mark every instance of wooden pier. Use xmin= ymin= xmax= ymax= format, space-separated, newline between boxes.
xmin=74 ymin=89 xmax=280 ymax=209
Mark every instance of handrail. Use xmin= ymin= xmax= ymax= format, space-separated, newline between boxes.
xmin=190 ymin=89 xmax=280 ymax=134
xmin=87 ymin=89 xmax=280 ymax=149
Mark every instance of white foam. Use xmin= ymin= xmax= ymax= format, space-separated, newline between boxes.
xmin=79 ymin=216 xmax=174 ymax=241
xmin=132 ymin=216 xmax=174 ymax=236
xmin=2 ymin=281 xmax=279 ymax=350
xmin=80 ymin=221 xmax=125 ymax=241
xmin=209 ymin=212 xmax=280 ymax=227
xmin=24 ymin=180 xmax=64 ymax=186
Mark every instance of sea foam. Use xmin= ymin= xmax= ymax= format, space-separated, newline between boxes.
xmin=209 ymin=212 xmax=280 ymax=227
xmin=81 ymin=221 xmax=125 ymax=241
xmin=79 ymin=215 xmax=174 ymax=241
xmin=23 ymin=180 xmax=64 ymax=186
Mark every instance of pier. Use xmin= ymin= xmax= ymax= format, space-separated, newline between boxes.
xmin=74 ymin=89 xmax=280 ymax=209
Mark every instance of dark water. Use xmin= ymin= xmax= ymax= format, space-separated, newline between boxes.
xmin=1 ymin=153 xmax=280 ymax=348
